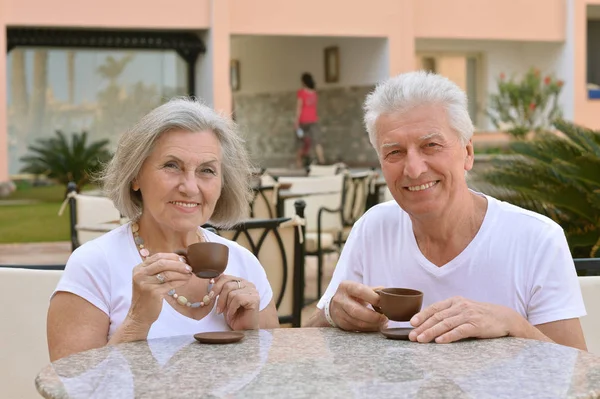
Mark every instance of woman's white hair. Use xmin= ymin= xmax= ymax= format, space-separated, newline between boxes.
xmin=100 ymin=98 xmax=253 ymax=228
xmin=363 ymin=71 xmax=474 ymax=150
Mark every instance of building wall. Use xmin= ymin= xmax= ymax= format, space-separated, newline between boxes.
xmin=230 ymin=36 xmax=388 ymax=94
xmin=3 ymin=0 xmax=211 ymax=28
xmin=575 ymin=0 xmax=600 ymax=129
xmin=414 ymin=0 xmax=566 ymax=41
xmin=417 ymin=39 xmax=567 ymax=129
xmin=234 ymin=86 xmax=376 ymax=167
xmin=0 ymin=0 xmax=577 ymax=180
xmin=230 ymin=36 xmax=387 ymax=166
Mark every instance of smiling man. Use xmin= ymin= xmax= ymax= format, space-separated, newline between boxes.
xmin=306 ymin=71 xmax=587 ymax=351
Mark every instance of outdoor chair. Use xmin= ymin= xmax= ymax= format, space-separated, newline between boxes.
xmin=61 ymin=182 xmax=123 ymax=251
xmin=579 ymin=275 xmax=600 ymax=355
xmin=249 ymin=184 xmax=279 ymax=219
xmin=278 ymin=174 xmax=345 ymax=301
xmin=205 ymin=200 xmax=306 ymax=327
xmin=0 ymin=267 xmax=63 ymax=399
xmin=339 ymin=171 xmax=375 ymax=244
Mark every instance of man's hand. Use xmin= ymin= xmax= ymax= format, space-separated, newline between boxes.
xmin=329 ymin=281 xmax=388 ymax=331
xmin=408 ymin=296 xmax=524 ymax=343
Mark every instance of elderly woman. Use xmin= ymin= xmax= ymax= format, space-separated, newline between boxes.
xmin=48 ymin=98 xmax=280 ymax=361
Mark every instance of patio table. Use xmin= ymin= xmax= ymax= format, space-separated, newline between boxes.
xmin=36 ymin=327 xmax=600 ymax=398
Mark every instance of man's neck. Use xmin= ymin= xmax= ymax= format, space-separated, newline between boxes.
xmin=411 ymin=190 xmax=488 ymax=266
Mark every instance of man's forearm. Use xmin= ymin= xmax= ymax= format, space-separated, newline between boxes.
xmin=305 ymin=308 xmax=332 ymax=328
xmin=510 ymin=315 xmax=554 ymax=344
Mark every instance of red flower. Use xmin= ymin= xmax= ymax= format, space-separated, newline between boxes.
xmin=499 ymin=72 xmax=505 ymax=80
xmin=557 ymin=80 xmax=564 ymax=87
xmin=544 ymin=76 xmax=551 ymax=85
xmin=529 ymin=102 xmax=536 ymax=111
xmin=533 ymin=69 xmax=540 ymax=77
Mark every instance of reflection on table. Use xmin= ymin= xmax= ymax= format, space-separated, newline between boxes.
xmin=36 ymin=328 xmax=600 ymax=398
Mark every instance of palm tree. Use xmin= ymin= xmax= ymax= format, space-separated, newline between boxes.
xmin=481 ymin=120 xmax=600 ymax=257
xmin=19 ymin=131 xmax=112 ymax=192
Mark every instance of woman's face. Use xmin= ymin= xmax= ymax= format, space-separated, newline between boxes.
xmin=133 ymin=129 xmax=223 ymax=233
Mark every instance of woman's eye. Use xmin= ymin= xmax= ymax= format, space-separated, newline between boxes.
xmin=164 ymin=162 xmax=179 ymax=169
xmin=426 ymin=142 xmax=440 ymax=148
xmin=201 ymin=168 xmax=217 ymax=175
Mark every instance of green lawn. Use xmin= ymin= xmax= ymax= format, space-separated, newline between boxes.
xmin=0 ymin=202 xmax=70 ymax=242
xmin=0 ymin=183 xmax=96 ymax=243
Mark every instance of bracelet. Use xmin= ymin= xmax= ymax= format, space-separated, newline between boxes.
xmin=324 ymin=296 xmax=338 ymax=328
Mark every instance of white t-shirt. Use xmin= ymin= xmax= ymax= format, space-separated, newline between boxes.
xmin=318 ymin=194 xmax=586 ymax=326
xmin=55 ymin=223 xmax=273 ymax=339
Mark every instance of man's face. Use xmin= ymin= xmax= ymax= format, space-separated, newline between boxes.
xmin=375 ymin=104 xmax=474 ymax=220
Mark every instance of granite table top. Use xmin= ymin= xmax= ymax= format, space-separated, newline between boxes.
xmin=36 ymin=327 xmax=600 ymax=399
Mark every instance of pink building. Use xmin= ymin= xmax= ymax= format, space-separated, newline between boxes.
xmin=1 ymin=0 xmax=599 ymax=181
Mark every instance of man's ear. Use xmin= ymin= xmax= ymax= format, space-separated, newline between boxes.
xmin=464 ymin=139 xmax=475 ymax=172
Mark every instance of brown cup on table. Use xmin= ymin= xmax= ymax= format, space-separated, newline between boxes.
xmin=373 ymin=288 xmax=423 ymax=322
xmin=176 ymin=242 xmax=229 ymax=279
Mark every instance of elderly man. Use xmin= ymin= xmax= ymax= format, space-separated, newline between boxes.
xmin=306 ymin=71 xmax=587 ymax=351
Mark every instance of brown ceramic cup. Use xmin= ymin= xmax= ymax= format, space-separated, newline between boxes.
xmin=373 ymin=288 xmax=423 ymax=322
xmin=176 ymin=242 xmax=229 ymax=279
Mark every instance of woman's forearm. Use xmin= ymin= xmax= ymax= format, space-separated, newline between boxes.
xmin=107 ymin=317 xmax=151 ymax=345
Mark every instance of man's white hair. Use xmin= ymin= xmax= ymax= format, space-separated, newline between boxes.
xmin=363 ymin=71 xmax=474 ymax=151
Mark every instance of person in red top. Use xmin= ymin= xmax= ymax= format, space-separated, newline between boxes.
xmin=295 ymin=73 xmax=325 ymax=167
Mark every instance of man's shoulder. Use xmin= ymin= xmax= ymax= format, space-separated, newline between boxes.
xmin=487 ymin=195 xmax=562 ymax=233
xmin=355 ymin=200 xmax=406 ymax=230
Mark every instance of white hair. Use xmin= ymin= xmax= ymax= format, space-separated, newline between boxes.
xmin=363 ymin=71 xmax=474 ymax=151
xmin=100 ymin=97 xmax=253 ymax=228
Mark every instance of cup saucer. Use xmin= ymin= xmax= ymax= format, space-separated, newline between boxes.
xmin=380 ymin=327 xmax=414 ymax=340
xmin=194 ymin=331 xmax=244 ymax=344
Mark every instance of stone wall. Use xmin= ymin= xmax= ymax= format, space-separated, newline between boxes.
xmin=233 ymin=85 xmax=379 ymax=168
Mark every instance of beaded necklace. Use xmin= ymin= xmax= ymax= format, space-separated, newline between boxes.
xmin=132 ymin=222 xmax=213 ymax=309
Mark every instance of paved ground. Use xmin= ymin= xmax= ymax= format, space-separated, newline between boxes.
xmin=0 ymin=241 xmax=72 ymax=265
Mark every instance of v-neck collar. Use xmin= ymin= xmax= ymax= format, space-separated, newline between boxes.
xmin=406 ymin=193 xmax=496 ymax=277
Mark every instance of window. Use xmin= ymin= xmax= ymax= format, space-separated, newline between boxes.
xmin=6 ymin=49 xmax=188 ymax=175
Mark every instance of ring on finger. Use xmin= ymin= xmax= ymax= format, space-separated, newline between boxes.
xmin=156 ymin=273 xmax=166 ymax=284
xmin=232 ymin=279 xmax=242 ymax=289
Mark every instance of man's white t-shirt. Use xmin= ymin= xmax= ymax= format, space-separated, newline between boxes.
xmin=318 ymin=194 xmax=586 ymax=326
xmin=55 ymin=223 xmax=273 ymax=339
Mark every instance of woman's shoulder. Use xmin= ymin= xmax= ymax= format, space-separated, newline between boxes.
xmin=67 ymin=224 xmax=133 ymax=267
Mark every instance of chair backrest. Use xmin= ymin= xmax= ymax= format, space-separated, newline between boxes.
xmin=307 ymin=163 xmax=344 ymax=177
xmin=579 ymin=276 xmax=600 ymax=355
xmin=278 ymin=174 xmax=344 ymax=195
xmin=65 ymin=182 xmax=122 ymax=250
xmin=0 ymin=267 xmax=63 ymax=399
xmin=342 ymin=171 xmax=374 ymax=226
xmin=206 ymin=201 xmax=306 ymax=327
xmin=249 ymin=185 xmax=278 ymax=219
xmin=280 ymin=175 xmax=345 ymax=233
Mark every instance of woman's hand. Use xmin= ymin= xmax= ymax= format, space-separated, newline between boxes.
xmin=126 ymin=253 xmax=193 ymax=328
xmin=210 ymin=275 xmax=260 ymax=330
